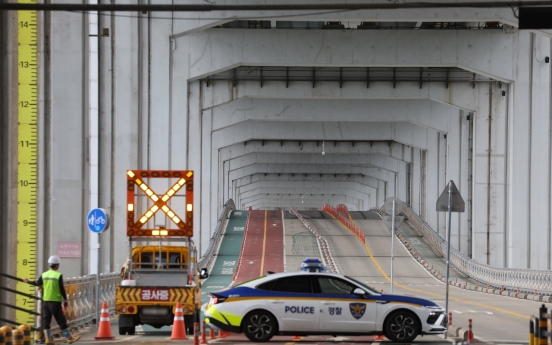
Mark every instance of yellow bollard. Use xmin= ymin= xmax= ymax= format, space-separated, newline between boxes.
xmin=11 ymin=329 xmax=23 ymax=345
xmin=17 ymin=325 xmax=30 ymax=345
xmin=530 ymin=317 xmax=535 ymax=345
xmin=0 ymin=326 xmax=13 ymax=345
xmin=0 ymin=329 xmax=5 ymax=345
xmin=539 ymin=305 xmax=548 ymax=345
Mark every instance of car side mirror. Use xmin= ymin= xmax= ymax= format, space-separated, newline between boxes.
xmin=353 ymin=288 xmax=365 ymax=295
xmin=199 ymin=268 xmax=209 ymax=279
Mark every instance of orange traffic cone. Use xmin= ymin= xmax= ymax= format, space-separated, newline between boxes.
xmin=374 ymin=334 xmax=385 ymax=341
xmin=170 ymin=302 xmax=188 ymax=340
xmin=291 ymin=335 xmax=302 ymax=340
xmin=94 ymin=302 xmax=115 ymax=340
xmin=199 ymin=320 xmax=208 ymax=344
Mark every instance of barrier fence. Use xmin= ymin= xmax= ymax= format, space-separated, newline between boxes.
xmin=322 ymin=204 xmax=365 ymax=243
xmin=400 ymin=200 xmax=552 ymax=295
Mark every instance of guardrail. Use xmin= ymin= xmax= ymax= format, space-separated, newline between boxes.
xmin=197 ymin=199 xmax=236 ymax=269
xmin=289 ymin=207 xmax=338 ymax=273
xmin=400 ymin=201 xmax=552 ymax=295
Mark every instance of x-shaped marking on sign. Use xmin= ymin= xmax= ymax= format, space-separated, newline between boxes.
xmin=132 ymin=177 xmax=188 ymax=229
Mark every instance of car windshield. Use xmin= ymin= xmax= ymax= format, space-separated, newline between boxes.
xmin=344 ymin=275 xmax=382 ymax=294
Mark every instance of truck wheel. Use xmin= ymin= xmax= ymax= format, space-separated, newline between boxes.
xmin=243 ymin=310 xmax=276 ymax=342
xmin=127 ymin=326 xmax=136 ymax=335
xmin=118 ymin=327 xmax=127 ymax=335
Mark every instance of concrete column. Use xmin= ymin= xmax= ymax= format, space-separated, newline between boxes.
xmin=425 ymin=131 xmax=440 ymax=237
xmin=49 ymin=10 xmax=86 ymax=278
xmin=187 ymin=81 xmax=203 ymax=249
xmin=410 ymin=148 xmax=421 ymax=214
xmin=0 ymin=8 xmax=15 ymax=319
xmin=109 ymin=12 xmax=141 ymax=271
xmin=508 ymin=32 xmax=532 ymax=269
xmin=529 ymin=34 xmax=551 ymax=269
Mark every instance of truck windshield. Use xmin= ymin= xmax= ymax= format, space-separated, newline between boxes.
xmin=134 ymin=252 xmax=187 ymax=269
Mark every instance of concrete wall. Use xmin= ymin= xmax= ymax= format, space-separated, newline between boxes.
xmin=0 ymin=7 xmax=13 ymax=320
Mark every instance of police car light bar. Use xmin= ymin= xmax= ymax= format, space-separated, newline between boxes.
xmin=300 ymin=257 xmax=329 ymax=272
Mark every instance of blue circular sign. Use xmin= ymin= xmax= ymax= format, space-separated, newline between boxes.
xmin=87 ymin=208 xmax=109 ymax=233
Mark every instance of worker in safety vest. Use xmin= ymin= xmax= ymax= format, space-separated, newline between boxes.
xmin=23 ymin=255 xmax=80 ymax=344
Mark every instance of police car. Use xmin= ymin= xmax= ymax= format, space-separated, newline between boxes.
xmin=204 ymin=258 xmax=446 ymax=342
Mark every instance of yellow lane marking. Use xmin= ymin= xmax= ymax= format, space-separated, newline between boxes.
xmin=260 ymin=210 xmax=267 ymax=276
xmin=324 ymin=211 xmax=531 ymax=320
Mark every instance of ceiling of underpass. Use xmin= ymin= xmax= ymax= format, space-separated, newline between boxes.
xmin=200 ymin=64 xmax=473 ymax=210
xmin=186 ymin=15 xmax=511 ymax=210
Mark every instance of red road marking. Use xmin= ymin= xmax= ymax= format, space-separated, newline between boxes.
xmin=234 ymin=210 xmax=284 ymax=284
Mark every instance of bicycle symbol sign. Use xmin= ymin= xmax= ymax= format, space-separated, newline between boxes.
xmin=87 ymin=208 xmax=110 ymax=233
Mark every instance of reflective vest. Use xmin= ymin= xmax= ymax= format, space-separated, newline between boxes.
xmin=42 ymin=270 xmax=63 ymax=302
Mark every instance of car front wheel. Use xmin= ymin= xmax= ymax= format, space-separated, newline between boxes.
xmin=384 ymin=310 xmax=420 ymax=343
xmin=242 ymin=310 xmax=277 ymax=342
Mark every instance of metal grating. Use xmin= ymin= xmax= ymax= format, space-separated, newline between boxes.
xmin=202 ymin=66 xmax=494 ymax=88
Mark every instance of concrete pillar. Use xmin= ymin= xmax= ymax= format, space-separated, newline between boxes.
xmin=528 ymin=34 xmax=551 ymax=269
xmin=508 ymin=32 xmax=533 ymax=269
xmin=188 ymin=81 xmax=203 ymax=250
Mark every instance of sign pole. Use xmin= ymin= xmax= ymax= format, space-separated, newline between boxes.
xmin=384 ymin=197 xmax=403 ymax=294
xmin=435 ymin=180 xmax=465 ymax=340
xmin=390 ymin=200 xmax=395 ymax=293
xmin=97 ymin=235 xmax=100 ymax=329
xmin=87 ymin=208 xmax=109 ymax=330
xmin=444 ymin=181 xmax=452 ymax=339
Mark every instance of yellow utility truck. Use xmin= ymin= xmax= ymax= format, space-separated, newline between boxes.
xmin=115 ymin=170 xmax=208 ymax=335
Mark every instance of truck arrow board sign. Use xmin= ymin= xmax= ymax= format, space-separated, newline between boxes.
xmin=126 ymin=170 xmax=194 ymax=237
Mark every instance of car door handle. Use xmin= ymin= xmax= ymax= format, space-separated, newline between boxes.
xmin=376 ymin=300 xmax=390 ymax=304
xmin=322 ymin=302 xmax=335 ymax=305
xmin=271 ymin=301 xmax=284 ymax=304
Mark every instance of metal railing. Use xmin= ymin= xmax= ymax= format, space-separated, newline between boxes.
xmin=289 ymin=207 xmax=338 ymax=273
xmin=61 ymin=273 xmax=120 ymax=331
xmin=0 ymin=272 xmax=42 ymax=332
xmin=197 ymin=199 xmax=236 ymax=270
xmin=400 ymin=201 xmax=552 ymax=295
xmin=0 ymin=272 xmax=119 ymax=337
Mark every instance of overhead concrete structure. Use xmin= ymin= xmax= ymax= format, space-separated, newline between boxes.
xmin=1 ymin=1 xmax=552 ymax=297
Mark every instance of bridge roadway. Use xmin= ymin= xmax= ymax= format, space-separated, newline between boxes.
xmin=69 ymin=210 xmax=534 ymax=344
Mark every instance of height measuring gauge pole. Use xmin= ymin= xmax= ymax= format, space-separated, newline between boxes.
xmin=87 ymin=208 xmax=109 ymax=328
xmin=15 ymin=1 xmax=39 ymax=325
